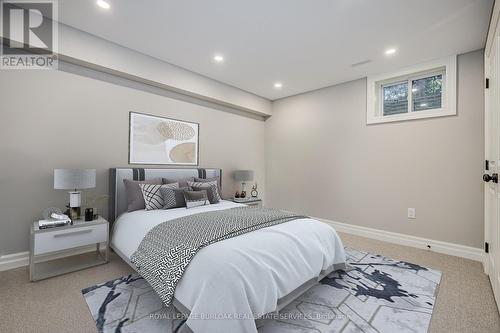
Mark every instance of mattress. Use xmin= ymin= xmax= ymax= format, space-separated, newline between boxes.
xmin=111 ymin=201 xmax=346 ymax=333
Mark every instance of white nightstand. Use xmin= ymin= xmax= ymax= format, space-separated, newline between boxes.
xmin=231 ymin=198 xmax=263 ymax=207
xmin=30 ymin=217 xmax=109 ymax=281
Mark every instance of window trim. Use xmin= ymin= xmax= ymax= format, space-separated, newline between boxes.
xmin=367 ymin=55 xmax=457 ymax=124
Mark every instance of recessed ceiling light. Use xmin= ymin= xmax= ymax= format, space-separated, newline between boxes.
xmin=385 ymin=48 xmax=397 ymax=56
xmin=213 ymin=54 xmax=224 ymax=63
xmin=96 ymin=0 xmax=110 ymax=9
xmin=274 ymin=82 xmax=283 ymax=89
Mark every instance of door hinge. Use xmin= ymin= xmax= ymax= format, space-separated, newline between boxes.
xmin=486 ymin=78 xmax=490 ymax=89
xmin=486 ymin=160 xmax=490 ymax=171
xmin=485 ymin=242 xmax=489 ymax=253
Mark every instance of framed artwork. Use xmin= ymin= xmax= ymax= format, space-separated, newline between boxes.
xmin=129 ymin=112 xmax=199 ymax=165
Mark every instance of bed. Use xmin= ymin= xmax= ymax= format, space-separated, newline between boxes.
xmin=109 ymin=168 xmax=346 ymax=333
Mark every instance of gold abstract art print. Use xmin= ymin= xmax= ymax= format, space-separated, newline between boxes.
xmin=129 ymin=112 xmax=199 ymax=165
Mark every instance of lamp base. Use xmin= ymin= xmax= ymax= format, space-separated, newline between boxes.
xmin=68 ymin=191 xmax=82 ymax=220
xmin=69 ymin=191 xmax=81 ymax=208
xmin=240 ymin=182 xmax=247 ymax=198
xmin=65 ymin=206 xmax=80 ymax=221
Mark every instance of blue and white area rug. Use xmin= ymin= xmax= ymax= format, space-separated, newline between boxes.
xmin=82 ymin=248 xmax=441 ymax=333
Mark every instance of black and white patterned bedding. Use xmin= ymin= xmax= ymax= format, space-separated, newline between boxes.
xmin=130 ymin=207 xmax=306 ymax=306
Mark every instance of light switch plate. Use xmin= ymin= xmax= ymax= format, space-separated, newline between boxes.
xmin=408 ymin=208 xmax=416 ymax=219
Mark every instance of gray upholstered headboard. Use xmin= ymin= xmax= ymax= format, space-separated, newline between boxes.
xmin=108 ymin=168 xmax=222 ymax=222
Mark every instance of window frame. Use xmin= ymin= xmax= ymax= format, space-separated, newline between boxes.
xmin=367 ymin=55 xmax=456 ymax=124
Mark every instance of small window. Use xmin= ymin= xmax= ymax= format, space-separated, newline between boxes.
xmin=367 ymin=56 xmax=456 ymax=124
xmin=382 ymin=81 xmax=408 ymax=116
xmin=380 ymin=71 xmax=444 ymax=116
xmin=411 ymin=74 xmax=442 ymax=112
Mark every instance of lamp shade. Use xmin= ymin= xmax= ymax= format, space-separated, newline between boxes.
xmin=54 ymin=169 xmax=96 ymax=190
xmin=234 ymin=170 xmax=254 ymax=182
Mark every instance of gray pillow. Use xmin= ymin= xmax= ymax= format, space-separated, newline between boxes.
xmin=184 ymin=190 xmax=210 ymax=208
xmin=163 ymin=177 xmax=195 ymax=188
xmin=194 ymin=177 xmax=223 ymax=199
xmin=189 ymin=181 xmax=220 ymax=204
xmin=123 ymin=178 xmax=163 ymax=212
xmin=161 ymin=186 xmax=191 ymax=209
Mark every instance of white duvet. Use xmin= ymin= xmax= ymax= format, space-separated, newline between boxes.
xmin=111 ymin=201 xmax=345 ymax=333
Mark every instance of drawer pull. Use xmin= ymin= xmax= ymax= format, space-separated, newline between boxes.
xmin=53 ymin=229 xmax=92 ymax=238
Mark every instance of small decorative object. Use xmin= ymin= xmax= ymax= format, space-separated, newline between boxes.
xmin=129 ymin=112 xmax=199 ymax=165
xmin=235 ymin=191 xmax=240 ymax=198
xmin=85 ymin=208 xmax=94 ymax=222
xmin=251 ymin=184 xmax=259 ymax=198
xmin=54 ymin=169 xmax=96 ymax=220
xmin=234 ymin=170 xmax=254 ymax=199
xmin=42 ymin=207 xmax=63 ymax=220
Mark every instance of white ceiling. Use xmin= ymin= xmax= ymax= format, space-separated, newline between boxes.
xmin=58 ymin=0 xmax=493 ymax=100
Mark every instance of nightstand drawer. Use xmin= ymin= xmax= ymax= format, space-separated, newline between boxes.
xmin=33 ymin=224 xmax=107 ymax=255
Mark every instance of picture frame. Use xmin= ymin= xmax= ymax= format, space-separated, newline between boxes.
xmin=129 ymin=112 xmax=199 ymax=166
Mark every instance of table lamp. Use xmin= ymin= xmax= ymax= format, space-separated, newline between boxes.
xmin=54 ymin=169 xmax=96 ymax=219
xmin=234 ymin=170 xmax=254 ymax=198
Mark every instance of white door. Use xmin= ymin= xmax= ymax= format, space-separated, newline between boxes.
xmin=485 ymin=36 xmax=500 ymax=310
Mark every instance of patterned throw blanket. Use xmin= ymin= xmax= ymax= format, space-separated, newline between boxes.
xmin=130 ymin=207 xmax=306 ymax=306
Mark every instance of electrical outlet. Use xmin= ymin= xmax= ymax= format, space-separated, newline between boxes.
xmin=408 ymin=208 xmax=416 ymax=219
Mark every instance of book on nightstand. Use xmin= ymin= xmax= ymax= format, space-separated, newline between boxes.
xmin=38 ymin=218 xmax=71 ymax=229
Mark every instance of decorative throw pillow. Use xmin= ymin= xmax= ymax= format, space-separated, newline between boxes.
xmin=140 ymin=183 xmax=178 ymax=210
xmin=162 ymin=177 xmax=195 ymax=188
xmin=183 ymin=190 xmax=210 ymax=208
xmin=194 ymin=177 xmax=223 ymax=199
xmin=123 ymin=178 xmax=163 ymax=212
xmin=189 ymin=180 xmax=222 ymax=202
xmin=160 ymin=186 xmax=191 ymax=209
xmin=189 ymin=182 xmax=220 ymax=204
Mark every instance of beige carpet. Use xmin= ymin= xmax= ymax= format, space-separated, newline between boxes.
xmin=0 ymin=232 xmax=499 ymax=333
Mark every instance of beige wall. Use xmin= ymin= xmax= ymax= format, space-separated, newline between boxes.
xmin=0 ymin=67 xmax=265 ymax=255
xmin=266 ymin=50 xmax=485 ymax=248
xmin=0 ymin=49 xmax=485 ymax=255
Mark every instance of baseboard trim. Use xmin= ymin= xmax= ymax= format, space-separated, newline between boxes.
xmin=316 ymin=217 xmax=484 ymax=262
xmin=0 ymin=245 xmax=105 ymax=272
xmin=0 ymin=251 xmax=30 ymax=271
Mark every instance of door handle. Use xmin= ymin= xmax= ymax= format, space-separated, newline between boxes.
xmin=483 ymin=173 xmax=498 ymax=183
